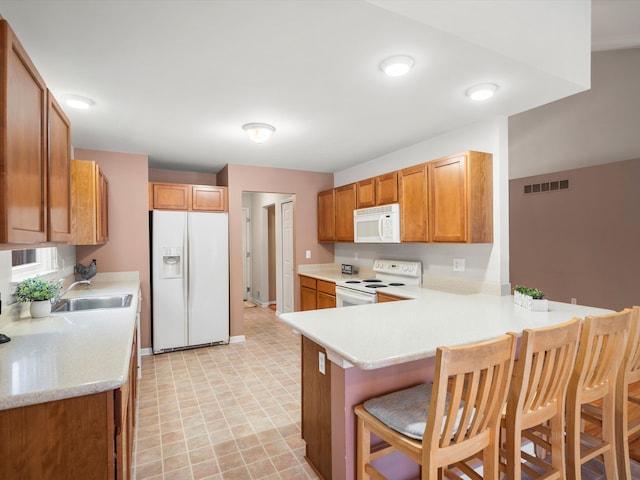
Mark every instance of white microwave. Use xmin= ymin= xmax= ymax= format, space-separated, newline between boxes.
xmin=353 ymin=204 xmax=401 ymax=243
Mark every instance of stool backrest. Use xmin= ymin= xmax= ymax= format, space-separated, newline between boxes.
xmin=570 ymin=309 xmax=631 ymax=403
xmin=622 ymin=306 xmax=640 ymax=385
xmin=424 ymin=333 xmax=517 ymax=452
xmin=509 ymin=317 xmax=581 ymax=422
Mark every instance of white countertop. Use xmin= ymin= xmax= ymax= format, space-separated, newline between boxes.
xmin=0 ymin=273 xmax=140 ymax=410
xmin=279 ymin=287 xmax=613 ymax=370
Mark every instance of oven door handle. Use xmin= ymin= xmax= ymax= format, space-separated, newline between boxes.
xmin=336 ymin=286 xmax=376 ymax=303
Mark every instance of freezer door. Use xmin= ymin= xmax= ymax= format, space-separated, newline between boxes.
xmin=187 ymin=212 xmax=230 ymax=345
xmin=152 ymin=211 xmax=188 ymax=352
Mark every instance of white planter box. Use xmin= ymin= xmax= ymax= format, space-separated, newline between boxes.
xmin=514 ymin=291 xmax=548 ymax=311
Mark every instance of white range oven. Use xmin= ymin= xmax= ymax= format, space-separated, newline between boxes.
xmin=335 ymin=259 xmax=422 ymax=307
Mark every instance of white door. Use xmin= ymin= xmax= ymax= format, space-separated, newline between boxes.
xmin=242 ymin=207 xmax=251 ymax=301
xmin=281 ymin=201 xmax=294 ymax=313
xmin=188 ymin=212 xmax=229 ymax=345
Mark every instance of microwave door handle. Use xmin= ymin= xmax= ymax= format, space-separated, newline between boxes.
xmin=378 ymin=216 xmax=384 ymax=240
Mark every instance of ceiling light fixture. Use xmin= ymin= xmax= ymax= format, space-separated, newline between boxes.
xmin=380 ymin=55 xmax=414 ymax=77
xmin=62 ymin=94 xmax=95 ymax=110
xmin=466 ymin=83 xmax=498 ymax=101
xmin=242 ymin=123 xmax=276 ymax=144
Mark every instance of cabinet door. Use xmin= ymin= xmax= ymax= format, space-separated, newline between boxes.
xmin=47 ymin=92 xmax=72 ymax=242
xmin=356 ymin=178 xmax=375 ymax=208
xmin=96 ymin=166 xmax=109 ymax=244
xmin=301 ymin=337 xmax=332 ymax=480
xmin=335 ymin=183 xmax=356 ymax=242
xmin=152 ymin=183 xmax=189 ymax=210
xmin=317 ymin=189 xmax=335 ymax=242
xmin=191 ymin=185 xmax=227 ymax=212
xmin=429 ymin=154 xmax=468 ymax=242
xmin=399 ymin=164 xmax=429 ymax=242
xmin=0 ymin=20 xmax=48 ymax=243
xmin=300 ymin=275 xmax=317 ymax=311
xmin=376 ymin=171 xmax=398 ymax=205
xmin=317 ymin=280 xmax=336 ymax=309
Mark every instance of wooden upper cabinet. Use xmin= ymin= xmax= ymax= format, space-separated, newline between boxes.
xmin=191 ymin=185 xmax=227 ymax=211
xmin=0 ymin=20 xmax=48 ymax=243
xmin=72 ymin=160 xmax=109 ymax=245
xmin=47 ymin=92 xmax=72 ymax=243
xmin=152 ymin=183 xmax=189 ymax=210
xmin=335 ymin=183 xmax=356 ymax=242
xmin=151 ymin=183 xmax=228 ymax=212
xmin=317 ymin=188 xmax=336 ymax=242
xmin=399 ymin=164 xmax=429 ymax=242
xmin=357 ymin=172 xmax=398 ymax=209
xmin=428 ymin=151 xmax=493 ymax=243
xmin=376 ymin=171 xmax=398 ymax=205
xmin=356 ymin=178 xmax=376 ymax=208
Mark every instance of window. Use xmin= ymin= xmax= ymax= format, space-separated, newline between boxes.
xmin=11 ymin=247 xmax=58 ymax=282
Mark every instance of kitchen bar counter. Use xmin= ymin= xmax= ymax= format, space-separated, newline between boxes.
xmin=280 ymin=286 xmax=613 ymax=480
xmin=0 ymin=272 xmax=140 ymax=410
xmin=280 ymin=287 xmax=612 ymax=370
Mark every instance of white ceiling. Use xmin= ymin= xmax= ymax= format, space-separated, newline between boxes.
xmin=1 ymin=0 xmax=639 ymax=175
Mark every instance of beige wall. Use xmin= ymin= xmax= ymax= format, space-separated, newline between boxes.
xmin=509 ymin=158 xmax=640 ymax=310
xmin=509 ymin=48 xmax=640 ymax=179
xmin=74 ymin=149 xmax=152 ymax=348
xmin=218 ymin=164 xmax=334 ymax=338
xmin=149 ymin=168 xmax=217 ymax=185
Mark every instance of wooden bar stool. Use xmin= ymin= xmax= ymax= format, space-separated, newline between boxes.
xmin=501 ymin=317 xmax=581 ymax=479
xmin=354 ymin=333 xmax=516 ymax=479
xmin=565 ymin=308 xmax=631 ymax=480
xmin=582 ymin=305 xmax=640 ymax=480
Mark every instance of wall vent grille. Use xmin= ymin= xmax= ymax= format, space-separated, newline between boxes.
xmin=524 ymin=179 xmax=569 ymax=195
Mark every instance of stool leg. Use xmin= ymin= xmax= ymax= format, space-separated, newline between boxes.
xmin=566 ymin=392 xmax=582 ymax=480
xmin=357 ymin=416 xmax=371 ymax=480
xmin=601 ymin=392 xmax=619 ymax=479
xmin=616 ymin=385 xmax=632 ymax=480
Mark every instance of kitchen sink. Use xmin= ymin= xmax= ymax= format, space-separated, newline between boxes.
xmin=52 ymin=294 xmax=133 ymax=312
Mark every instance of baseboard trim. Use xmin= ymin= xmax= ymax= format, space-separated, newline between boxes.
xmin=230 ymin=335 xmax=246 ymax=344
xmin=141 ymin=347 xmax=153 ymax=356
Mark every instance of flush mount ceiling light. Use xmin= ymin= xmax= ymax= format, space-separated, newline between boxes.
xmin=242 ymin=123 xmax=276 ymax=144
xmin=466 ymin=83 xmax=498 ymax=101
xmin=380 ymin=55 xmax=414 ymax=77
xmin=61 ymin=94 xmax=95 ymax=110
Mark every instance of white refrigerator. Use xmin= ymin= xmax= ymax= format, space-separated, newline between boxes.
xmin=152 ymin=210 xmax=229 ymax=353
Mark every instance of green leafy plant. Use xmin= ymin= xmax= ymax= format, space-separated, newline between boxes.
xmin=514 ymin=285 xmax=545 ymax=300
xmin=15 ymin=277 xmax=62 ymax=302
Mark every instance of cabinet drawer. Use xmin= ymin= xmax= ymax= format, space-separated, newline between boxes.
xmin=300 ymin=275 xmax=317 ymax=289
xmin=317 ymin=280 xmax=335 ymax=296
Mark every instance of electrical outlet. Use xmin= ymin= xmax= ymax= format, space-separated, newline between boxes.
xmin=354 ymin=251 xmax=359 ymax=260
xmin=453 ymin=258 xmax=465 ymax=272
xmin=571 ymin=298 xmax=577 ymax=305
xmin=305 ymin=250 xmax=311 ymax=259
xmin=318 ymin=351 xmax=326 ymax=375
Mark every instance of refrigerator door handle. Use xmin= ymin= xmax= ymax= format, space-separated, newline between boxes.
xmin=184 ymin=214 xmax=190 ymax=342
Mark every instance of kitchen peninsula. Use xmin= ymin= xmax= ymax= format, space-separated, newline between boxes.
xmin=280 ymin=284 xmax=612 ymax=480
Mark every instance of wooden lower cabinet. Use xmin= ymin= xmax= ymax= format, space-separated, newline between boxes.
xmin=300 ymin=275 xmax=318 ymax=311
xmin=317 ymin=280 xmax=336 ymax=309
xmin=0 ymin=336 xmax=138 ymax=479
xmin=377 ymin=292 xmax=408 ymax=303
xmin=300 ymin=275 xmax=336 ymax=310
xmin=302 ymin=336 xmax=332 ymax=479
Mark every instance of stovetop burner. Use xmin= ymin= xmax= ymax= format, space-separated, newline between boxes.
xmin=335 ymin=259 xmax=422 ymax=295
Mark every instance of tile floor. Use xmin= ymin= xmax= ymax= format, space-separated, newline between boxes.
xmin=134 ymin=305 xmax=640 ymax=480
xmin=133 ymin=305 xmax=319 ymax=479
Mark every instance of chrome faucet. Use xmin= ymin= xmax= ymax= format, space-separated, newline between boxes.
xmin=55 ymin=280 xmax=91 ymax=303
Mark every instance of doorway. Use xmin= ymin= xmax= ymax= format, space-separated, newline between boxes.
xmin=241 ymin=192 xmax=294 ymax=314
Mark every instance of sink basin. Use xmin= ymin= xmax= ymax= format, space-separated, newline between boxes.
xmin=52 ymin=294 xmax=133 ymax=312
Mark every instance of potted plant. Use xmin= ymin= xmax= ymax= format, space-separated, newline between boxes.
xmin=513 ymin=285 xmax=548 ymax=312
xmin=15 ymin=277 xmax=62 ymax=317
